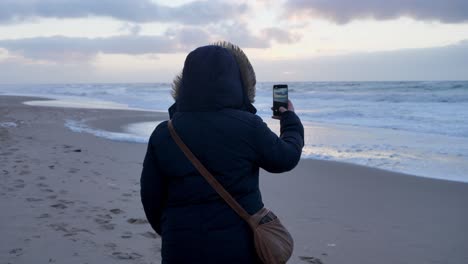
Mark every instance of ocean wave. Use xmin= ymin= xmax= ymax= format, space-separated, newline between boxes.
xmin=3 ymin=81 xmax=468 ymax=138
xmin=65 ymin=119 xmax=148 ymax=144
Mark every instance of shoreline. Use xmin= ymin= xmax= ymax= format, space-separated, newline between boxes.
xmin=1 ymin=95 xmax=468 ymax=263
xmin=3 ymin=94 xmax=466 ymax=183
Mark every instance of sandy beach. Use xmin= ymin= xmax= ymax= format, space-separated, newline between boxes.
xmin=1 ymin=95 xmax=467 ymax=264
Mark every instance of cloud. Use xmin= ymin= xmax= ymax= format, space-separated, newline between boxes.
xmin=0 ymin=0 xmax=247 ymax=25
xmin=209 ymin=22 xmax=270 ymax=49
xmin=207 ymin=23 xmax=301 ymax=49
xmin=0 ymin=28 xmax=212 ymax=61
xmin=0 ymin=24 xmax=300 ymax=62
xmin=261 ymin=27 xmax=301 ymax=44
xmin=1 ymin=40 xmax=467 ymax=83
xmin=254 ymin=40 xmax=468 ymax=81
xmin=285 ymin=0 xmax=468 ymax=24
xmin=0 ymin=35 xmax=172 ymax=61
xmin=119 ymin=23 xmax=142 ymax=35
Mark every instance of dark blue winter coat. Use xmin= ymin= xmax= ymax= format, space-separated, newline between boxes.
xmin=141 ymin=45 xmax=304 ymax=264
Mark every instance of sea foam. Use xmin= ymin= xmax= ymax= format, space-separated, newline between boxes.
xmin=65 ymin=119 xmax=149 ymax=144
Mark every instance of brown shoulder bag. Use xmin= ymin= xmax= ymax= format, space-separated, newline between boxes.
xmin=168 ymin=120 xmax=294 ymax=264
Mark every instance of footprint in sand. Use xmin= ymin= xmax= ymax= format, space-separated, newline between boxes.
xmin=50 ymin=203 xmax=67 ymax=209
xmin=62 ymin=145 xmax=82 ymax=154
xmin=57 ymin=199 xmax=74 ymax=205
xmin=97 ymin=214 xmax=112 ymax=220
xmin=140 ymin=231 xmax=159 ymax=239
xmin=37 ymin=213 xmax=50 ymax=219
xmin=110 ymin=208 xmax=123 ymax=214
xmin=26 ymin=197 xmax=43 ymax=202
xmin=49 ymin=223 xmax=73 ymax=236
xmin=14 ymin=182 xmax=26 ymax=189
xmin=9 ymin=248 xmax=23 ymax=257
xmin=50 ymin=223 xmax=95 ymax=238
xmin=111 ymin=252 xmax=142 ymax=260
xmin=68 ymin=168 xmax=80 ymax=173
xmin=19 ymin=170 xmax=30 ymax=176
xmin=95 ymin=215 xmax=115 ymax=230
xmin=14 ymin=184 xmax=26 ymax=189
xmin=299 ymin=256 xmax=324 ymax=264
xmin=0 ymin=152 xmax=12 ymax=156
xmin=127 ymin=218 xmax=148 ymax=224
xmin=90 ymin=206 xmax=102 ymax=212
xmin=94 ymin=215 xmax=109 ymax=223
xmin=37 ymin=182 xmax=49 ymax=188
xmin=121 ymin=231 xmax=132 ymax=239
xmin=107 ymin=183 xmax=119 ymax=190
xmin=100 ymin=223 xmax=116 ymax=230
xmin=104 ymin=242 xmax=117 ymax=249
xmin=75 ymin=207 xmax=86 ymax=213
xmin=69 ymin=227 xmax=94 ymax=236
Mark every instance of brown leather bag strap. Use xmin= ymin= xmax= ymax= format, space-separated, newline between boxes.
xmin=168 ymin=120 xmax=251 ymax=222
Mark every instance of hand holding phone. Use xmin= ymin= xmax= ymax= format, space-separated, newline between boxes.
xmin=272 ymin=84 xmax=289 ymax=118
xmin=271 ymin=100 xmax=294 ymax=119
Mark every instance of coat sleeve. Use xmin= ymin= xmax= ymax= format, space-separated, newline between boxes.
xmin=140 ymin=137 xmax=167 ymax=236
xmin=254 ymin=111 xmax=304 ymax=173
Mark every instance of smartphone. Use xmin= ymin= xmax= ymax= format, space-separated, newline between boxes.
xmin=273 ymin=84 xmax=288 ymax=116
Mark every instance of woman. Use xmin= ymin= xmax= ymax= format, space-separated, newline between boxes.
xmin=141 ymin=42 xmax=304 ymax=263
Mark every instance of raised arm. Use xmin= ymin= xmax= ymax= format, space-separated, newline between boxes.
xmin=255 ymin=101 xmax=304 ymax=173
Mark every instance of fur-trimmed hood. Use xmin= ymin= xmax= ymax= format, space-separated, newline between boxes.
xmin=168 ymin=41 xmax=256 ymax=117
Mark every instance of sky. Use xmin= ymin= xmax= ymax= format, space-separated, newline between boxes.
xmin=0 ymin=0 xmax=467 ymax=83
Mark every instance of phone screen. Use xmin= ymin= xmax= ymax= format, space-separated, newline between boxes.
xmin=273 ymin=84 xmax=288 ymax=116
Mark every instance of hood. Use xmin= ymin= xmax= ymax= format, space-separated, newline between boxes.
xmin=168 ymin=41 xmax=256 ymax=118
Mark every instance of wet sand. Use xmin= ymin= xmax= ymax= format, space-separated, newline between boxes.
xmin=1 ymin=95 xmax=467 ymax=264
